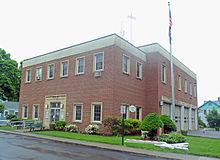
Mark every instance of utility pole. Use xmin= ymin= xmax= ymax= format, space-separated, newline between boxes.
xmin=128 ymin=13 xmax=136 ymax=43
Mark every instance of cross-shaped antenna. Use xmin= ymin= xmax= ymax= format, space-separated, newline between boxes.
xmin=128 ymin=13 xmax=136 ymax=43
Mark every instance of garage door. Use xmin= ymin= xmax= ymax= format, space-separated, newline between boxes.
xmin=191 ymin=109 xmax=196 ymax=130
xmin=175 ymin=106 xmax=181 ymax=131
xmin=184 ymin=107 xmax=189 ymax=130
xmin=162 ymin=103 xmax=170 ymax=117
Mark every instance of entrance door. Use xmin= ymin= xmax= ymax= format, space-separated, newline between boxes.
xmin=50 ymin=102 xmax=61 ymax=123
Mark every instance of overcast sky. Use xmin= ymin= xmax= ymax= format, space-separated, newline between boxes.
xmin=1 ymin=0 xmax=220 ymax=106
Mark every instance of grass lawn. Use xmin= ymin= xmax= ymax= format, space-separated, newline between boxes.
xmin=0 ymin=125 xmax=20 ymax=130
xmin=33 ymin=131 xmax=220 ymax=158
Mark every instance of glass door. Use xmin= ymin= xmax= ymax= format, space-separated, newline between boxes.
xmin=50 ymin=102 xmax=61 ymax=123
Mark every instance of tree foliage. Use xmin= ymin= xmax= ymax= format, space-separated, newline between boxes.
xmin=0 ymin=103 xmax=5 ymax=113
xmin=206 ymin=108 xmax=220 ymax=129
xmin=160 ymin=114 xmax=177 ymax=133
xmin=141 ymin=113 xmax=163 ymax=140
xmin=0 ymin=48 xmax=21 ymax=101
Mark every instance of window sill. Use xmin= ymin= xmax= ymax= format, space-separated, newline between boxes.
xmin=25 ymin=81 xmax=31 ymax=84
xmin=60 ymin=75 xmax=68 ymax=78
xmin=161 ymin=81 xmax=166 ymax=84
xmin=123 ymin=72 xmax=130 ymax=75
xmin=136 ymin=77 xmax=142 ymax=80
xmin=47 ymin=77 xmax=54 ymax=80
xmin=92 ymin=121 xmax=102 ymax=124
xmin=75 ymin=73 xmax=85 ymax=76
xmin=73 ymin=120 xmax=82 ymax=123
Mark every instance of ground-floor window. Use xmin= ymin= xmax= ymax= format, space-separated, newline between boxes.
xmin=91 ymin=102 xmax=102 ymax=123
xmin=23 ymin=105 xmax=28 ymax=119
xmin=33 ymin=105 xmax=39 ymax=119
xmin=136 ymin=107 xmax=142 ymax=121
xmin=73 ymin=104 xmax=83 ymax=122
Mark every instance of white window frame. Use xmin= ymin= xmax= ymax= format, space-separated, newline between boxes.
xmin=4 ymin=110 xmax=9 ymax=117
xmin=93 ymin=52 xmax=104 ymax=72
xmin=36 ymin=67 xmax=42 ymax=81
xmin=91 ymin=102 xmax=102 ymax=123
xmin=194 ymin=84 xmax=197 ymax=97
xmin=73 ymin=103 xmax=83 ymax=122
xmin=189 ymin=82 xmax=192 ymax=96
xmin=75 ymin=56 xmax=85 ymax=75
xmin=23 ymin=105 xmax=28 ymax=119
xmin=161 ymin=64 xmax=166 ymax=83
xmin=26 ymin=69 xmax=31 ymax=83
xmin=184 ymin=79 xmax=187 ymax=93
xmin=33 ymin=104 xmax=39 ymax=119
xmin=47 ymin=64 xmax=55 ymax=79
xmin=178 ymin=75 xmax=181 ymax=90
xmin=60 ymin=60 xmax=69 ymax=77
xmin=136 ymin=61 xmax=142 ymax=79
xmin=123 ymin=55 xmax=130 ymax=74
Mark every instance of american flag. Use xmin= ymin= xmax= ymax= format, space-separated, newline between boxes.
xmin=168 ymin=2 xmax=172 ymax=43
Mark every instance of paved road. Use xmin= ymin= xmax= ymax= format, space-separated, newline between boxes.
xmin=0 ymin=132 xmax=168 ymax=160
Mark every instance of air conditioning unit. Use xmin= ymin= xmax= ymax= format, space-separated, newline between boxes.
xmin=94 ymin=71 xmax=101 ymax=77
xmin=36 ymin=76 xmax=41 ymax=80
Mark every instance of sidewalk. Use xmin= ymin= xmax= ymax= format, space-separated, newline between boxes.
xmin=0 ymin=129 xmax=219 ymax=160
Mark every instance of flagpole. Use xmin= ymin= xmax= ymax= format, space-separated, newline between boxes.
xmin=168 ymin=2 xmax=175 ymax=121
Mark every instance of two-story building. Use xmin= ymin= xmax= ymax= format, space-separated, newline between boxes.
xmin=19 ymin=34 xmax=198 ymax=131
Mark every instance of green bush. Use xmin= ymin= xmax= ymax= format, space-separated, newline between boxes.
xmin=6 ymin=114 xmax=17 ymax=120
xmin=10 ymin=118 xmax=22 ymax=125
xmin=160 ymin=114 xmax=177 ymax=133
xmin=181 ymin=130 xmax=188 ymax=136
xmin=141 ymin=113 xmax=163 ymax=140
xmin=156 ymin=134 xmax=186 ymax=144
xmin=215 ymin=127 xmax=220 ymax=131
xmin=102 ymin=117 xmax=141 ymax=136
xmin=55 ymin=120 xmax=68 ymax=131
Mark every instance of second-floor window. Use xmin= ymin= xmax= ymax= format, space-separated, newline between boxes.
xmin=178 ymin=75 xmax=181 ymax=90
xmin=48 ymin=64 xmax=54 ymax=79
xmin=76 ymin=57 xmax=85 ymax=75
xmin=161 ymin=64 xmax=166 ymax=83
xmin=123 ymin=55 xmax=130 ymax=74
xmin=36 ymin=67 xmax=42 ymax=81
xmin=136 ymin=62 xmax=142 ymax=79
xmin=61 ymin=61 xmax=68 ymax=77
xmin=94 ymin=53 xmax=104 ymax=71
xmin=189 ymin=82 xmax=192 ymax=96
xmin=194 ymin=84 xmax=197 ymax=97
xmin=26 ymin=69 xmax=31 ymax=83
xmin=184 ymin=79 xmax=187 ymax=93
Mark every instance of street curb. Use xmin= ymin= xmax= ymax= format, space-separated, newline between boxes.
xmin=0 ymin=129 xmax=219 ymax=160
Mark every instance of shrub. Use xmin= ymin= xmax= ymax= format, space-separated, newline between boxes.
xmin=6 ymin=114 xmax=17 ymax=120
xmin=156 ymin=134 xmax=186 ymax=144
xmin=102 ymin=117 xmax=141 ymax=136
xmin=65 ymin=124 xmax=79 ymax=133
xmin=85 ymin=124 xmax=99 ymax=135
xmin=215 ymin=127 xmax=219 ymax=131
xmin=10 ymin=118 xmax=22 ymax=125
xmin=141 ymin=113 xmax=163 ymax=140
xmin=55 ymin=120 xmax=68 ymax=131
xmin=181 ymin=130 xmax=188 ymax=136
xmin=160 ymin=114 xmax=177 ymax=133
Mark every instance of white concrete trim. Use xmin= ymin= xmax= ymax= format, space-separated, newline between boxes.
xmin=181 ymin=106 xmax=184 ymax=130
xmin=23 ymin=34 xmax=146 ymax=68
xmin=189 ymin=107 xmax=192 ymax=130
xmin=139 ymin=43 xmax=196 ymax=79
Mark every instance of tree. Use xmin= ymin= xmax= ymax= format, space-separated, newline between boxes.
xmin=0 ymin=48 xmax=21 ymax=101
xmin=141 ymin=113 xmax=163 ymax=140
xmin=160 ymin=114 xmax=177 ymax=133
xmin=198 ymin=116 xmax=206 ymax=128
xmin=206 ymin=108 xmax=220 ymax=129
xmin=0 ymin=103 xmax=5 ymax=114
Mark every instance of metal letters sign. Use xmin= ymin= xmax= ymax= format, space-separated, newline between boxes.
xmin=121 ymin=106 xmax=126 ymax=114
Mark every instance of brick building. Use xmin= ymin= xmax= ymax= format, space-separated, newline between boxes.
xmin=19 ymin=34 xmax=198 ymax=131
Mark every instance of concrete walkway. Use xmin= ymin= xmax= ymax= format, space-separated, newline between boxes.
xmin=0 ymin=129 xmax=219 ymax=160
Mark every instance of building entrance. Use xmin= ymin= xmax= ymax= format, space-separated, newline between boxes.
xmin=50 ymin=102 xmax=61 ymax=123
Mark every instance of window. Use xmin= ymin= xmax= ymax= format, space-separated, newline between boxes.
xmin=76 ymin=57 xmax=85 ymax=75
xmin=48 ymin=64 xmax=54 ymax=79
xmin=73 ymin=104 xmax=83 ymax=122
xmin=23 ymin=105 xmax=28 ymax=119
xmin=194 ymin=84 xmax=197 ymax=97
xmin=136 ymin=107 xmax=142 ymax=121
xmin=33 ymin=105 xmax=39 ymax=119
xmin=4 ymin=110 xmax=8 ymax=117
xmin=94 ymin=53 xmax=104 ymax=71
xmin=123 ymin=55 xmax=130 ymax=74
xmin=189 ymin=82 xmax=192 ymax=96
xmin=26 ymin=69 xmax=31 ymax=83
xmin=161 ymin=64 xmax=166 ymax=83
xmin=178 ymin=75 xmax=181 ymax=90
xmin=184 ymin=79 xmax=187 ymax=93
xmin=61 ymin=61 xmax=68 ymax=77
xmin=136 ymin=62 xmax=142 ymax=79
xmin=91 ymin=102 xmax=102 ymax=123
xmin=9 ymin=110 xmax=14 ymax=115
xmin=36 ymin=67 xmax=42 ymax=81
xmin=204 ymin=110 xmax=207 ymax=115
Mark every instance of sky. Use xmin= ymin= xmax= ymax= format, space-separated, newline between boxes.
xmin=1 ymin=0 xmax=220 ymax=106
